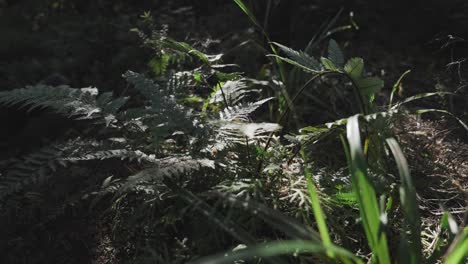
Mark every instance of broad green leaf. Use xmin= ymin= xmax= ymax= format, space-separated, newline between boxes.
xmin=328 ymin=39 xmax=345 ymax=67
xmin=386 ymin=138 xmax=421 ymax=264
xmin=344 ymin=57 xmax=364 ymax=80
xmin=321 ymin=57 xmax=339 ymax=71
xmin=355 ymin=77 xmax=384 ymax=97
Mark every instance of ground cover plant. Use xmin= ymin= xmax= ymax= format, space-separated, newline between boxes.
xmin=0 ymin=0 xmax=467 ymax=263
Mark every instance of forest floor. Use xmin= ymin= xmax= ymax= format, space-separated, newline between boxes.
xmin=0 ymin=1 xmax=467 ymax=263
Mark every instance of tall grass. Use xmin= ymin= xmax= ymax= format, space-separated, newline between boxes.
xmin=194 ymin=112 xmax=467 ymax=263
xmin=190 ymin=2 xmax=468 ymax=263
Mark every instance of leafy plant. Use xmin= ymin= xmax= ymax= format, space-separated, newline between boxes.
xmin=0 ymin=4 xmax=466 ymax=264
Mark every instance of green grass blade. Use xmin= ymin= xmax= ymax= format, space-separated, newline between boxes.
xmin=444 ymin=227 xmax=468 ymax=264
xmin=429 ymin=211 xmax=460 ymax=262
xmin=190 ymin=240 xmax=364 ymax=264
xmin=386 ymin=138 xmax=422 ymax=264
xmin=301 ymin=151 xmax=333 ymax=257
xmin=345 ymin=115 xmax=391 ymax=264
xmin=390 ymin=92 xmax=452 ymax=110
xmin=389 ymin=69 xmax=411 ymax=109
xmin=233 ymin=0 xmax=261 ymax=28
xmin=415 ymin=109 xmax=468 ymax=132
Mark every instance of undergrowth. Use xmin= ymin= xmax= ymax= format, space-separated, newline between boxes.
xmin=0 ymin=1 xmax=467 ymax=263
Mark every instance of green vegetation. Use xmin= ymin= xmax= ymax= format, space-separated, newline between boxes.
xmin=0 ymin=1 xmax=467 ymax=263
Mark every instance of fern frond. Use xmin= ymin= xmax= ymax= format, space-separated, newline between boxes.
xmin=219 ymin=122 xmax=281 ymax=143
xmin=220 ymin=97 xmax=274 ymax=122
xmin=96 ymin=92 xmax=129 ymax=115
xmin=167 ymin=71 xmax=192 ymax=94
xmin=0 ymin=144 xmax=67 ymax=200
xmin=62 ymin=149 xmax=158 ymax=163
xmin=0 ymin=85 xmax=128 ymax=126
xmin=123 ymin=71 xmax=161 ymax=99
xmin=121 ymin=71 xmax=194 ymax=145
xmin=120 ymin=156 xmax=215 ymax=191
xmin=0 ymin=85 xmax=102 ymax=118
xmin=210 ymin=79 xmax=261 ymax=105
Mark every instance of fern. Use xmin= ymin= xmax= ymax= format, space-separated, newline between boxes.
xmin=211 ymin=97 xmax=281 ymax=148
xmin=0 ymin=85 xmax=129 ymax=127
xmin=125 ymin=156 xmax=215 ymax=185
xmin=209 ymin=79 xmax=262 ymax=105
xmin=0 ymin=85 xmax=100 ymax=117
xmin=219 ymin=97 xmax=274 ymax=122
xmin=121 ymin=70 xmax=195 ymax=148
xmin=218 ymin=122 xmax=281 ymax=143
xmin=92 ymin=156 xmax=216 ymax=199
xmin=63 ymin=149 xmax=158 ymax=163
xmin=0 ymin=143 xmax=67 ymax=201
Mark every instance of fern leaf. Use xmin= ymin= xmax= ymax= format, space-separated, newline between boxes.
xmin=222 ymin=122 xmax=281 ymax=140
xmin=0 ymin=85 xmax=102 ymax=119
xmin=123 ymin=71 xmax=160 ymax=99
xmin=220 ymin=97 xmax=274 ymax=122
xmin=0 ymin=144 xmax=66 ymax=200
xmin=62 ymin=149 xmax=158 ymax=163
xmin=98 ymin=93 xmax=128 ymax=114
xmin=121 ymin=156 xmax=215 ymax=190
xmin=209 ymin=79 xmax=260 ymax=105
